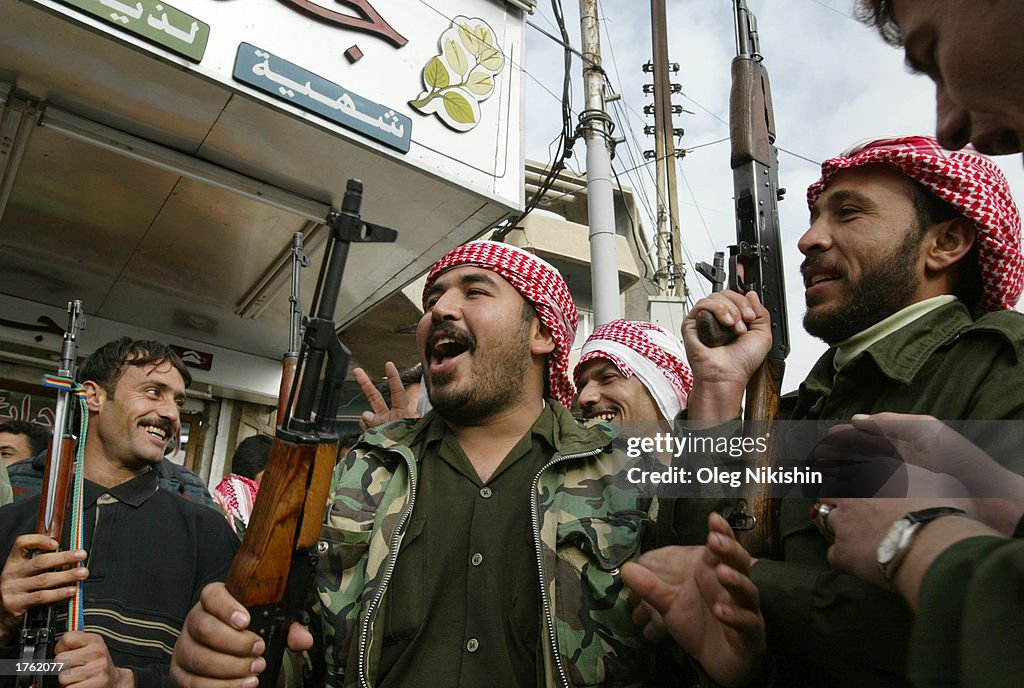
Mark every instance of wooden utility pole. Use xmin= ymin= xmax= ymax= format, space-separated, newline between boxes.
xmin=647 ymin=0 xmax=687 ymax=299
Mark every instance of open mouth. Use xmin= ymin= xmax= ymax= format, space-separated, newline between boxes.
xmin=807 ymin=274 xmax=834 ymax=287
xmin=581 ymin=409 xmax=619 ymax=425
xmin=430 ymin=336 xmax=469 ymax=365
xmin=427 ymin=327 xmax=474 ymax=375
xmin=139 ymin=420 xmax=170 ymax=442
xmin=802 ymin=266 xmax=841 ymax=291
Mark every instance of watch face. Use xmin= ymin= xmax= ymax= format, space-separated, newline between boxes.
xmin=877 ymin=519 xmax=911 ymax=563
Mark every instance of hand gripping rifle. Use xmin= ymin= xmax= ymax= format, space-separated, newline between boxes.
xmin=224 ymin=180 xmax=397 ymax=688
xmin=695 ymin=0 xmax=789 ymax=558
xmin=18 ymin=300 xmax=86 ymax=688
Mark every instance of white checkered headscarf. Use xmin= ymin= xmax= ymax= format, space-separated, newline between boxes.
xmin=575 ymin=320 xmax=693 ymax=421
xmin=423 ymin=241 xmax=579 ymax=408
xmin=807 ymin=136 xmax=1023 ymax=312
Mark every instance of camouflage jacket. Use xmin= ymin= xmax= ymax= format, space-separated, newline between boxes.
xmin=313 ymin=402 xmax=660 ymax=688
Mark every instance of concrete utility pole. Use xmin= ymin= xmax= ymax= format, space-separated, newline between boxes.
xmin=647 ymin=0 xmax=687 ymax=300
xmin=579 ymin=0 xmax=620 ymax=327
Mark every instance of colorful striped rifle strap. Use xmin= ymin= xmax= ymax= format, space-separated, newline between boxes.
xmin=41 ymin=374 xmax=88 ymax=631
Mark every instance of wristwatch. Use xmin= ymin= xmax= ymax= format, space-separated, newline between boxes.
xmin=876 ymin=506 xmax=965 ymax=581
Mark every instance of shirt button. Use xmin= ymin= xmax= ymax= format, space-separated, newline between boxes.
xmin=479 ymin=487 xmax=492 ymax=498
xmin=466 ymin=638 xmax=479 ymax=653
xmin=471 ymin=552 xmax=483 ymax=566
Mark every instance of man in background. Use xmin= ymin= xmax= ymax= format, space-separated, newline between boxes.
xmin=0 ymin=420 xmax=50 ymax=468
xmin=212 ymin=434 xmax=272 ymax=535
xmin=575 ymin=319 xmax=692 ymax=427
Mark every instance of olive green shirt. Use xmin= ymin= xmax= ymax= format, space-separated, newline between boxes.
xmin=376 ymin=406 xmax=558 ymax=688
xmin=749 ymin=300 xmax=1024 ymax=688
xmin=908 ymin=534 xmax=1024 ymax=688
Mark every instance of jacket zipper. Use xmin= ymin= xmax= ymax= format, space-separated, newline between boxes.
xmin=530 ymin=447 xmax=603 ymax=688
xmin=357 ymin=448 xmax=418 ymax=688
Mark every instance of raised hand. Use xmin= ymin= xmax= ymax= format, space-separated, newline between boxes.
xmin=353 ymin=362 xmax=421 ymax=432
xmin=622 ymin=513 xmax=765 ymax=687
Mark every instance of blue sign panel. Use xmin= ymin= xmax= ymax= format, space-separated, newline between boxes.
xmin=234 ymin=43 xmax=412 ymax=154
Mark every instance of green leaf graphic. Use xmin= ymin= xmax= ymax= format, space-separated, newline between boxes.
xmin=424 ymin=56 xmax=449 ymax=89
xmin=444 ymin=39 xmax=468 ymax=77
xmin=459 ymin=23 xmax=483 ymax=57
xmin=466 ymin=71 xmax=493 ymax=96
xmin=475 ymin=26 xmax=492 ymax=48
xmin=443 ymin=91 xmax=475 ymax=124
xmin=480 ymin=47 xmax=504 ymax=72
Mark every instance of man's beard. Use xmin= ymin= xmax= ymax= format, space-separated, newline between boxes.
xmin=803 ymin=227 xmax=923 ymax=345
xmin=427 ymin=316 xmax=533 ymax=424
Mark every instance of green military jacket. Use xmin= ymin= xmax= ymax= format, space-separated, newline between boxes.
xmin=312 ymin=401 xmax=660 ymax=688
xmin=751 ymin=300 xmax=1024 ymax=688
xmin=910 ymin=535 xmax=1024 ymax=688
xmin=913 ymin=536 xmax=1024 ymax=688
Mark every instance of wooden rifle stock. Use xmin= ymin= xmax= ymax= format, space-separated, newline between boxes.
xmin=223 ymin=180 xmax=396 ymax=688
xmin=276 ymin=354 xmax=298 ymax=427
xmin=225 ymin=441 xmax=337 ymax=603
xmin=695 ymin=1 xmax=788 ymax=559
xmin=734 ymin=358 xmax=784 ymax=558
xmin=19 ymin=436 xmax=76 ymax=688
xmin=19 ymin=300 xmax=85 ymax=688
xmin=224 ymin=439 xmax=337 ymax=682
xmin=33 ymin=437 xmax=75 ymax=541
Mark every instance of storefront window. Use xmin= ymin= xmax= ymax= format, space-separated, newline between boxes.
xmin=0 ymin=379 xmax=57 ymax=430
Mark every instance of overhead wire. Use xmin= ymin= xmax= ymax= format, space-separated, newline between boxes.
xmin=493 ymin=0 xmax=579 ymax=240
xmin=596 ymin=6 xmax=672 ymax=289
xmin=599 ymin=18 xmax=660 ymax=285
xmin=594 ymin=0 xmax=730 ymax=305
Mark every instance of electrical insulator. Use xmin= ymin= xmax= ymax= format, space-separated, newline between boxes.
xmin=643 ymin=150 xmax=656 ymax=160
xmin=644 ymin=125 xmax=656 ymax=136
xmin=670 ymin=83 xmax=682 ymax=94
xmin=642 ymin=84 xmax=655 ymax=94
xmin=671 ymin=105 xmax=683 ymax=114
xmin=670 ymin=63 xmax=680 ymax=72
xmin=644 ymin=104 xmax=655 ymax=115
xmin=642 ymin=62 xmax=654 ymax=73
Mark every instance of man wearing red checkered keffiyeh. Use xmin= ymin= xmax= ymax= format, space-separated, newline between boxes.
xmin=262 ymin=239 xmax=665 ymax=687
xmin=575 ymin=319 xmax=693 ymax=424
xmin=422 ymin=239 xmax=579 ymax=410
xmin=684 ymin=135 xmax=1024 ymax=424
xmin=649 ymin=135 xmax=1024 ymax=688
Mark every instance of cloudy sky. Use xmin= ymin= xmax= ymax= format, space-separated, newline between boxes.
xmin=521 ymin=0 xmax=1024 ymax=392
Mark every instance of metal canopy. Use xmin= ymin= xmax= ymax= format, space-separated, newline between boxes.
xmin=0 ymin=0 xmax=520 ymax=400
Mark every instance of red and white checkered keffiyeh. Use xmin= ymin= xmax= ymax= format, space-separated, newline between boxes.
xmin=423 ymin=240 xmax=579 ymax=408
xmin=807 ymin=135 xmax=1023 ymax=312
xmin=212 ymin=474 xmax=259 ymax=534
xmin=575 ymin=320 xmax=693 ymax=421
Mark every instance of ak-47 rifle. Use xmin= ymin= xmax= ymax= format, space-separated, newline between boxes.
xmin=18 ymin=300 xmax=86 ymax=688
xmin=277 ymin=232 xmax=310 ymax=427
xmin=695 ymin=0 xmax=789 ymax=558
xmin=225 ymin=180 xmax=397 ymax=688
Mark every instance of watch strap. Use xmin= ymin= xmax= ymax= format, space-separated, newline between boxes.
xmin=878 ymin=506 xmax=966 ymax=581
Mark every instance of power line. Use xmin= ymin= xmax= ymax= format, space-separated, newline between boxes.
xmin=778 ymin=146 xmax=821 ymax=167
xmin=804 ymin=0 xmax=858 ymax=21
